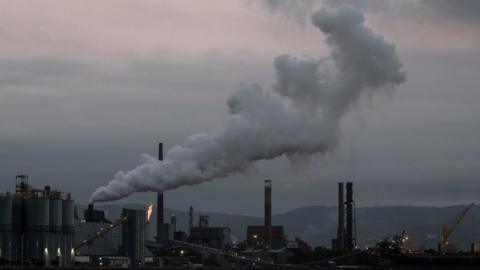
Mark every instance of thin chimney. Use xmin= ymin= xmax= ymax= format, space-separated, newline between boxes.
xmin=188 ymin=206 xmax=194 ymax=233
xmin=157 ymin=142 xmax=164 ymax=242
xmin=264 ymin=179 xmax=272 ymax=249
xmin=337 ymin=183 xmax=345 ymax=250
xmin=346 ymin=182 xmax=354 ymax=250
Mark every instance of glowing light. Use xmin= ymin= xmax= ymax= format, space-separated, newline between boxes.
xmin=146 ymin=202 xmax=154 ymax=221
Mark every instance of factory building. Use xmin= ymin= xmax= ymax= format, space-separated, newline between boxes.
xmin=74 ymin=205 xmax=150 ymax=267
xmin=246 ymin=226 xmax=285 ymax=250
xmin=0 ymin=175 xmax=74 ymax=267
xmin=74 ymin=205 xmax=121 ymax=257
xmin=188 ymin=215 xmax=232 ymax=250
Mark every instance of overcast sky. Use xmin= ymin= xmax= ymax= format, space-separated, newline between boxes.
xmin=1 ymin=0 xmax=479 ymax=216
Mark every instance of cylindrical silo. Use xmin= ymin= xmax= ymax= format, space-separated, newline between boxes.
xmin=61 ymin=199 xmax=74 ymax=266
xmin=49 ymin=199 xmax=62 ymax=265
xmin=24 ymin=198 xmax=49 ymax=263
xmin=121 ymin=208 xmax=145 ymax=267
xmin=0 ymin=196 xmax=12 ymax=261
xmin=11 ymin=198 xmax=24 ymax=263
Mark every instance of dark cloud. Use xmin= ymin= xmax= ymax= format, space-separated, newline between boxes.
xmin=253 ymin=0 xmax=480 ymax=26
xmin=246 ymin=0 xmax=318 ymax=26
xmin=423 ymin=0 xmax=480 ymax=22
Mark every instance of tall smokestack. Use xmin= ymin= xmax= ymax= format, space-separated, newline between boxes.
xmin=337 ymin=183 xmax=345 ymax=250
xmin=346 ymin=182 xmax=354 ymax=250
xmin=157 ymin=142 xmax=164 ymax=242
xmin=188 ymin=206 xmax=194 ymax=232
xmin=264 ymin=179 xmax=272 ymax=249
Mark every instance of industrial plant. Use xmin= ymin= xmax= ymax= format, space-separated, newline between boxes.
xmin=1 ymin=144 xmax=479 ymax=269
xmin=0 ymin=175 xmax=74 ymax=267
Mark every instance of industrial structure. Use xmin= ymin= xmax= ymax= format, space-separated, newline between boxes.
xmin=74 ymin=204 xmax=151 ymax=267
xmin=0 ymin=175 xmax=74 ymax=267
xmin=6 ymin=137 xmax=480 ymax=270
xmin=1 ymin=142 xmax=432 ymax=269
xmin=5 ymin=164 xmax=480 ymax=269
xmin=439 ymin=203 xmax=474 ymax=253
xmin=156 ymin=142 xmax=174 ymax=243
xmin=74 ymin=144 xmax=289 ymax=268
xmin=188 ymin=215 xmax=232 ymax=250
xmin=74 ymin=205 xmax=121 ymax=257
xmin=157 ymin=142 xmax=164 ymax=241
xmin=120 ymin=209 xmax=145 ymax=266
xmin=334 ymin=182 xmax=356 ymax=251
xmin=245 ymin=179 xmax=285 ymax=250
xmin=246 ymin=225 xmax=285 ymax=250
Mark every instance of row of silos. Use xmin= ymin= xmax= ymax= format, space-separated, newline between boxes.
xmin=0 ymin=181 xmax=74 ymax=266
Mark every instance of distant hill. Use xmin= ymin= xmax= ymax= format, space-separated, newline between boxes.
xmin=75 ymin=204 xmax=480 ymax=250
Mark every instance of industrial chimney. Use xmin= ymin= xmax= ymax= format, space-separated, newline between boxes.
xmin=170 ymin=215 xmax=177 ymax=233
xmin=157 ymin=142 xmax=164 ymax=242
xmin=188 ymin=206 xmax=194 ymax=232
xmin=264 ymin=179 xmax=272 ymax=249
xmin=337 ymin=183 xmax=345 ymax=250
xmin=346 ymin=182 xmax=355 ymax=250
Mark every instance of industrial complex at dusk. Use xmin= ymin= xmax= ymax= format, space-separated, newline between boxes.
xmin=1 ymin=143 xmax=480 ymax=269
xmin=1 ymin=0 xmax=479 ymax=269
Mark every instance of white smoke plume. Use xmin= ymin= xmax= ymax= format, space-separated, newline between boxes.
xmin=89 ymin=5 xmax=406 ymax=203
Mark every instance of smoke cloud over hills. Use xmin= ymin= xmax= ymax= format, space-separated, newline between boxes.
xmin=90 ymin=5 xmax=406 ymax=203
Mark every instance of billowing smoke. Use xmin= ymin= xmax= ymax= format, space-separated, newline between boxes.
xmin=89 ymin=5 xmax=406 ymax=203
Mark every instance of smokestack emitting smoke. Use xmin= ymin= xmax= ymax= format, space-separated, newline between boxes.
xmin=89 ymin=5 xmax=406 ymax=203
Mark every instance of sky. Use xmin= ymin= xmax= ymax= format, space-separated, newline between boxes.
xmin=0 ymin=0 xmax=479 ymax=216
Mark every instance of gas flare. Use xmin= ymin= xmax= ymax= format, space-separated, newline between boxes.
xmin=146 ymin=202 xmax=153 ymax=222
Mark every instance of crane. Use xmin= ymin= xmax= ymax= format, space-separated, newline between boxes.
xmin=439 ymin=203 xmax=474 ymax=252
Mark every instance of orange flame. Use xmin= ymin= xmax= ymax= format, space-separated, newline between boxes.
xmin=147 ymin=202 xmax=154 ymax=221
